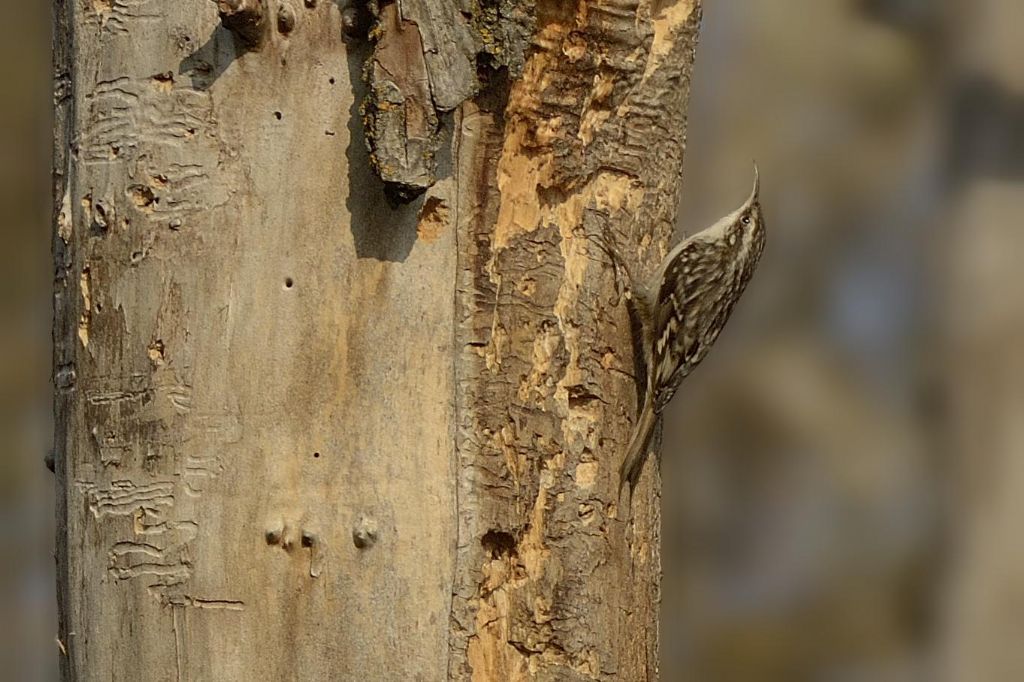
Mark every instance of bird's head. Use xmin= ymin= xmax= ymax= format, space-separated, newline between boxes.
xmin=730 ymin=163 xmax=766 ymax=263
xmin=739 ymin=163 xmax=764 ymax=233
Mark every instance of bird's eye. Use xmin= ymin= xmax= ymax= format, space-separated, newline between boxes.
xmin=741 ymin=214 xmax=751 ymax=226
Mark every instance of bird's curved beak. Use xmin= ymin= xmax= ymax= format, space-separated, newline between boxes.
xmin=749 ymin=162 xmax=760 ymax=204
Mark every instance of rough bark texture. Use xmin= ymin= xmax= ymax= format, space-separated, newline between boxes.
xmin=448 ymin=2 xmax=702 ymax=678
xmin=53 ymin=0 xmax=701 ymax=680
xmin=362 ymin=0 xmax=482 ymax=200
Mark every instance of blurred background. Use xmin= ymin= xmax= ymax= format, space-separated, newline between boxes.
xmin=665 ymin=1 xmax=1024 ymax=681
xmin=1 ymin=0 xmax=59 ymax=680
xmin=3 ymin=1 xmax=1022 ymax=680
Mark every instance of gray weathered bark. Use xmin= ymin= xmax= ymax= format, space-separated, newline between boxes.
xmin=53 ymin=0 xmax=702 ymax=679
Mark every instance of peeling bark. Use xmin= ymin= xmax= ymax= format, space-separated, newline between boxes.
xmin=362 ymin=0 xmax=532 ymax=201
xmin=363 ymin=1 xmax=449 ymax=201
xmin=55 ymin=0 xmax=701 ymax=680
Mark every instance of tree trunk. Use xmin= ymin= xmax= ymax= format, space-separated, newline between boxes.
xmin=53 ymin=1 xmax=701 ymax=679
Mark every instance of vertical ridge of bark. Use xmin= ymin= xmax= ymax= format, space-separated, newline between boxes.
xmin=52 ymin=0 xmax=77 ymax=676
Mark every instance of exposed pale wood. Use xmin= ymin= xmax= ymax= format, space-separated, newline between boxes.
xmin=54 ymin=0 xmax=702 ymax=679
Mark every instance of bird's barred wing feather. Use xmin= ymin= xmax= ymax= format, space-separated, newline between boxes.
xmin=650 ymin=237 xmax=734 ymax=413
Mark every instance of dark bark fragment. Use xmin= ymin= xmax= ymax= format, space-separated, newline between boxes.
xmin=214 ymin=0 xmax=266 ymax=48
xmin=362 ymin=0 xmax=533 ymax=201
xmin=363 ymin=2 xmax=439 ymax=202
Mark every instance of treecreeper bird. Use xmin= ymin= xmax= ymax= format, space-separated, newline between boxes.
xmin=594 ymin=166 xmax=766 ymax=505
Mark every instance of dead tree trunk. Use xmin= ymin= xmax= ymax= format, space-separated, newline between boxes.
xmin=53 ymin=0 xmax=702 ymax=679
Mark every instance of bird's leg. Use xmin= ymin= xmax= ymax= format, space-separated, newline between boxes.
xmin=583 ymin=230 xmax=635 ymax=303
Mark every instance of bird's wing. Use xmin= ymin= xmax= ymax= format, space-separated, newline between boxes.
xmin=650 ymin=237 xmax=731 ymax=412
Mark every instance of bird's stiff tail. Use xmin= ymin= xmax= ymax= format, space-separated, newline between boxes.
xmin=618 ymin=401 xmax=659 ymax=505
